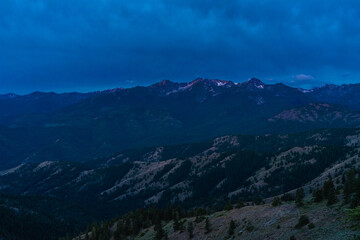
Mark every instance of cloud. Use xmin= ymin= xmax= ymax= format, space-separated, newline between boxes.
xmin=0 ymin=0 xmax=360 ymax=93
xmin=342 ymin=72 xmax=352 ymax=78
xmin=294 ymin=74 xmax=315 ymax=81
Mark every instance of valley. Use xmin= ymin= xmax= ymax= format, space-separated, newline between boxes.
xmin=1 ymin=80 xmax=360 ymax=239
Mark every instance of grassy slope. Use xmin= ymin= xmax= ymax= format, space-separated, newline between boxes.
xmin=135 ymin=201 xmax=358 ymax=240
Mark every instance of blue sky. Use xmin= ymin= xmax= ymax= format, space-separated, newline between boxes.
xmin=1 ymin=0 xmax=360 ymax=94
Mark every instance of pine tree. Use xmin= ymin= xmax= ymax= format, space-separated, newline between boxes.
xmin=295 ymin=188 xmax=305 ymax=207
xmin=173 ymin=213 xmax=180 ymax=232
xmin=123 ymin=218 xmax=131 ymax=236
xmin=205 ymin=217 xmax=211 ymax=234
xmin=327 ymin=184 xmax=338 ymax=206
xmin=313 ymin=189 xmax=323 ymax=203
xmin=187 ymin=221 xmax=194 ymax=239
xmin=228 ymin=220 xmax=236 ymax=236
xmin=165 ymin=204 xmax=172 ymax=221
xmin=350 ymin=194 xmax=359 ymax=208
xmin=224 ymin=201 xmax=233 ymax=210
xmin=322 ymin=177 xmax=337 ymax=206
xmin=272 ymin=197 xmax=282 ymax=206
xmin=132 ymin=218 xmax=141 ymax=236
xmin=154 ymin=222 xmax=165 ymax=240
xmin=323 ymin=176 xmax=334 ymax=199
xmin=114 ymin=220 xmax=123 ymax=239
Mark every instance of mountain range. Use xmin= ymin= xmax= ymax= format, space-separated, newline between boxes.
xmin=1 ymin=78 xmax=360 ymax=169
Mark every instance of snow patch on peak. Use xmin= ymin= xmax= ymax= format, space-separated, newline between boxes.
xmin=297 ymin=88 xmax=314 ymax=93
xmin=243 ymin=78 xmax=265 ymax=89
xmin=215 ymin=80 xmax=227 ymax=86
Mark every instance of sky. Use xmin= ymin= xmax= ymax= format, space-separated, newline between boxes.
xmin=1 ymin=0 xmax=360 ymax=94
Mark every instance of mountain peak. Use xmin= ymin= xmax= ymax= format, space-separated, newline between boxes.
xmin=241 ymin=78 xmax=265 ymax=89
xmin=149 ymin=79 xmax=186 ymax=95
xmin=151 ymin=79 xmax=178 ymax=87
xmin=188 ymin=78 xmax=232 ymax=87
xmin=99 ymin=88 xmax=124 ymax=94
xmin=321 ymin=84 xmax=337 ymax=89
xmin=0 ymin=93 xmax=19 ymax=100
xmin=247 ymin=78 xmax=264 ymax=85
xmin=158 ymin=79 xmax=175 ymax=85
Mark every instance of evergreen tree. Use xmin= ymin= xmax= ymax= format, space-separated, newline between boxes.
xmin=327 ymin=184 xmax=338 ymax=206
xmin=132 ymin=218 xmax=141 ymax=235
xmin=342 ymin=174 xmax=346 ymax=184
xmin=228 ymin=220 xmax=236 ymax=236
xmin=123 ymin=218 xmax=131 ymax=236
xmin=344 ymin=174 xmax=352 ymax=203
xmin=173 ymin=213 xmax=180 ymax=232
xmin=321 ymin=177 xmax=337 ymax=206
xmin=165 ymin=204 xmax=173 ymax=221
xmin=224 ymin=201 xmax=233 ymax=210
xmin=187 ymin=221 xmax=194 ymax=239
xmin=294 ymin=215 xmax=310 ymax=229
xmin=350 ymin=194 xmax=359 ymax=209
xmin=323 ymin=176 xmax=334 ymax=199
xmin=205 ymin=217 xmax=211 ymax=234
xmin=313 ymin=189 xmax=323 ymax=203
xmin=272 ymin=197 xmax=281 ymax=206
xmin=99 ymin=226 xmax=110 ymax=240
xmin=295 ymin=188 xmax=305 ymax=207
xmin=114 ymin=223 xmax=123 ymax=240
xmin=154 ymin=222 xmax=165 ymax=240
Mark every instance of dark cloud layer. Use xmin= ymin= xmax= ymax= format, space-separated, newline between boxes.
xmin=1 ymin=0 xmax=360 ymax=93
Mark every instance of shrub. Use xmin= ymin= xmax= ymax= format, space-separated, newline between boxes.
xmin=295 ymin=215 xmax=310 ymax=229
xmin=308 ymin=223 xmax=315 ymax=229
xmin=224 ymin=201 xmax=233 ymax=211
xmin=235 ymin=201 xmax=245 ymax=209
xmin=246 ymin=225 xmax=255 ymax=232
xmin=281 ymin=193 xmax=295 ymax=202
xmin=347 ymin=206 xmax=360 ymax=226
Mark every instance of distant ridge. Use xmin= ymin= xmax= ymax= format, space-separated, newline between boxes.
xmin=1 ymin=77 xmax=360 ymax=169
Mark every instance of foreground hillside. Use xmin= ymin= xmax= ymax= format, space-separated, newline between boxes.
xmin=74 ymin=194 xmax=360 ymax=240
xmin=137 ymin=202 xmax=356 ymax=240
xmin=0 ymin=129 xmax=359 ymax=239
